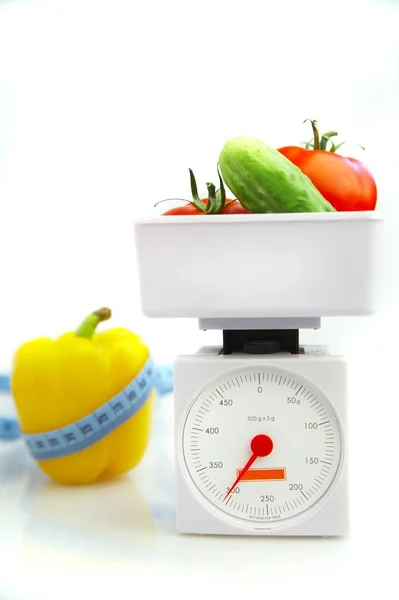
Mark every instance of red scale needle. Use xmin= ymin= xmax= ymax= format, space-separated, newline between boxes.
xmin=224 ymin=434 xmax=273 ymax=501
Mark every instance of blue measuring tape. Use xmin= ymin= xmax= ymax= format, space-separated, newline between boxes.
xmin=0 ymin=361 xmax=174 ymax=445
xmin=0 ymin=374 xmax=10 ymax=393
xmin=0 ymin=417 xmax=20 ymax=439
xmin=0 ymin=375 xmax=20 ymax=439
xmin=22 ymin=355 xmax=155 ymax=461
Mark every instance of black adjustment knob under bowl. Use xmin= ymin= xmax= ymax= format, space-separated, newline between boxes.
xmin=243 ymin=340 xmax=281 ymax=354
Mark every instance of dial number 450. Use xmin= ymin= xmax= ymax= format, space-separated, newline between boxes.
xmin=219 ymin=399 xmax=233 ymax=406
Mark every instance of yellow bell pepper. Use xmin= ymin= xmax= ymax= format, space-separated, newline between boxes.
xmin=11 ymin=307 xmax=154 ymax=485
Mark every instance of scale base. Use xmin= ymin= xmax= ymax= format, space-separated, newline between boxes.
xmin=174 ymin=345 xmax=348 ymax=537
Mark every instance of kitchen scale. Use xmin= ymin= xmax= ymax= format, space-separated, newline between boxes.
xmin=134 ymin=210 xmax=383 ymax=537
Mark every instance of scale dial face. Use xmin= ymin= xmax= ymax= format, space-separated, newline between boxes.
xmin=181 ymin=364 xmax=343 ymax=529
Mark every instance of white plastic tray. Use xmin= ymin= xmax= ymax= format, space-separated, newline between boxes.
xmin=133 ymin=211 xmax=383 ymax=319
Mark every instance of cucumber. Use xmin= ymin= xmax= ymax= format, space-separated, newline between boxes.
xmin=218 ymin=136 xmax=336 ymax=213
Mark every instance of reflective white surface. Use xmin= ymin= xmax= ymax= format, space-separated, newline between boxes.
xmin=0 ymin=350 xmax=397 ymax=600
xmin=0 ymin=0 xmax=398 ymax=595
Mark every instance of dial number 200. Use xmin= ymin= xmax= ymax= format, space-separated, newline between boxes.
xmin=289 ymin=483 xmax=303 ymax=490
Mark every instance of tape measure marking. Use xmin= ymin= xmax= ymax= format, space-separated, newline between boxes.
xmin=23 ymin=356 xmax=154 ymax=461
xmin=0 ymin=417 xmax=20 ymax=440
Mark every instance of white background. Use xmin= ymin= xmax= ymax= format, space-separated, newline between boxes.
xmin=0 ymin=0 xmax=398 ymax=598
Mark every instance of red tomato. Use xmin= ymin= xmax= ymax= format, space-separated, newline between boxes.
xmin=162 ymin=199 xmax=249 ymax=215
xmin=224 ymin=201 xmax=250 ymax=214
xmin=278 ymin=120 xmax=377 ymax=211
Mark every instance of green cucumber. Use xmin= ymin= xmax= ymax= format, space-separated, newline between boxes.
xmin=218 ymin=136 xmax=336 ymax=213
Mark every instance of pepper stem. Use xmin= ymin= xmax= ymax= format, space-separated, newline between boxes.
xmin=75 ymin=307 xmax=112 ymax=339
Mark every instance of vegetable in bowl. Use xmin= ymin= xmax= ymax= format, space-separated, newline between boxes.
xmin=157 ymin=121 xmax=377 ymax=216
xmin=157 ymin=168 xmax=249 ymax=215
xmin=278 ymin=119 xmax=377 ymax=212
xmin=218 ymin=135 xmax=336 ymax=213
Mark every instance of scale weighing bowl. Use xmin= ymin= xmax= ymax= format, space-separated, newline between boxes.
xmin=133 ymin=211 xmax=383 ymax=320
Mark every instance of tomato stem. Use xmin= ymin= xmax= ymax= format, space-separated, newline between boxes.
xmin=205 ymin=182 xmax=217 ymax=213
xmin=154 ymin=197 xmax=191 ymax=206
xmin=155 ymin=167 xmax=234 ymax=214
xmin=303 ymin=119 xmax=365 ymax=154
xmin=189 ymin=168 xmax=208 ymax=212
xmin=335 ymin=140 xmax=365 ymax=152
xmin=304 ymin=119 xmax=320 ymax=149
xmin=320 ymin=131 xmax=338 ymax=151
xmin=216 ymin=163 xmax=226 ymax=210
xmin=154 ymin=198 xmax=198 ymax=209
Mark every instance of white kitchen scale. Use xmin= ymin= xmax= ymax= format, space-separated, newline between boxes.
xmin=134 ymin=211 xmax=383 ymax=537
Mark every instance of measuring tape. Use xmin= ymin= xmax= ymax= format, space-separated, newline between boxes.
xmin=0 ymin=375 xmax=20 ymax=439
xmin=0 ymin=417 xmax=20 ymax=439
xmin=0 ymin=360 xmax=174 ymax=445
xmin=0 ymin=374 xmax=10 ymax=393
xmin=22 ymin=355 xmax=155 ymax=461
